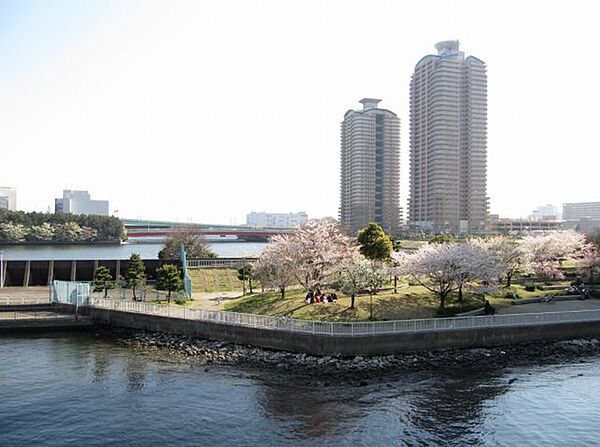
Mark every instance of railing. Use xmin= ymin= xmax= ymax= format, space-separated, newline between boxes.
xmin=89 ymin=298 xmax=600 ymax=337
xmin=0 ymin=297 xmax=52 ymax=306
xmin=0 ymin=311 xmax=71 ymax=320
xmin=187 ymin=258 xmax=258 ymax=269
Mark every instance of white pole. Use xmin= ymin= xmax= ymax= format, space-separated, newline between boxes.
xmin=0 ymin=251 xmax=4 ymax=288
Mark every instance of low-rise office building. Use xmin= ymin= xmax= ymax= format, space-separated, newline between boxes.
xmin=55 ymin=190 xmax=109 ymax=216
xmin=246 ymin=211 xmax=308 ymax=228
xmin=0 ymin=186 xmax=17 ymax=211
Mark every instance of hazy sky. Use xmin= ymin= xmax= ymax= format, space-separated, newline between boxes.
xmin=1 ymin=0 xmax=600 ymax=224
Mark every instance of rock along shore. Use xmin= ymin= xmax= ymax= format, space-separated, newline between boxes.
xmin=96 ymin=325 xmax=600 ymax=374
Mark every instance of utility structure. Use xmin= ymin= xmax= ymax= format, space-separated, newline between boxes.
xmin=408 ymin=40 xmax=489 ymax=233
xmin=339 ymin=98 xmax=401 ymax=237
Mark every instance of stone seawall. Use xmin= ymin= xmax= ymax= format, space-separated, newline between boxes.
xmin=90 ymin=307 xmax=600 ymax=356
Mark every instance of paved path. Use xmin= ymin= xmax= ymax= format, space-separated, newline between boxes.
xmin=0 ymin=287 xmax=51 ymax=305
xmin=498 ymin=299 xmax=600 ymax=315
xmin=190 ymin=291 xmax=243 ymax=310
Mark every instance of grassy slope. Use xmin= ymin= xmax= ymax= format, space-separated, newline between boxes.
xmin=221 ymin=284 xmax=535 ymax=322
xmin=189 ymin=268 xmax=244 ymax=293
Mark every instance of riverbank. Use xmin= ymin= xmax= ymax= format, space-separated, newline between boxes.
xmin=97 ymin=325 xmax=600 ymax=376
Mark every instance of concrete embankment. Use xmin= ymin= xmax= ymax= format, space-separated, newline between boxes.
xmin=0 ymin=305 xmax=94 ymax=333
xmin=90 ymin=307 xmax=600 ymax=356
xmin=99 ymin=326 xmax=600 ymax=374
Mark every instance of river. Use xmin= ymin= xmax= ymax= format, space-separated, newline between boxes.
xmin=1 ymin=333 xmax=599 ymax=446
xmin=0 ymin=242 xmax=268 ymax=260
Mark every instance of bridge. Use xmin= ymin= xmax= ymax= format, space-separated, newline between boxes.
xmin=122 ymin=218 xmax=294 ymax=242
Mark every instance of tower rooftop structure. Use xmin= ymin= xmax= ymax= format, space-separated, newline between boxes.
xmin=359 ymin=98 xmax=382 ymax=110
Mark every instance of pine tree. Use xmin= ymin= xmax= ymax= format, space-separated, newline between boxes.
xmin=94 ymin=266 xmax=113 ymax=298
xmin=125 ymin=254 xmax=146 ymax=301
xmin=156 ymin=264 xmax=183 ymax=303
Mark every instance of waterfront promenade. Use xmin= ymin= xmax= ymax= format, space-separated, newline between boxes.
xmin=3 ymin=284 xmax=600 ymax=355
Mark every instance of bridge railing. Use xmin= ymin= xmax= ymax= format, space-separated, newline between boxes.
xmin=88 ymin=298 xmax=600 ymax=336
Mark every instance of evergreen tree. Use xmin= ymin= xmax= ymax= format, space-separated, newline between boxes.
xmin=156 ymin=264 xmax=183 ymax=303
xmin=357 ymin=222 xmax=393 ymax=261
xmin=237 ymin=264 xmax=253 ymax=295
xmin=94 ymin=266 xmax=113 ymax=298
xmin=125 ymin=254 xmax=146 ymax=301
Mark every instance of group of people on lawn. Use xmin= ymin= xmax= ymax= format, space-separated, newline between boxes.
xmin=305 ymin=291 xmax=338 ymax=304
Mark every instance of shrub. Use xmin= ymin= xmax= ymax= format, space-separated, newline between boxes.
xmin=504 ymin=291 xmax=519 ymax=299
xmin=524 ymin=283 xmax=537 ymax=292
xmin=571 ymin=277 xmax=583 ymax=286
xmin=536 ymin=285 xmax=545 ymax=291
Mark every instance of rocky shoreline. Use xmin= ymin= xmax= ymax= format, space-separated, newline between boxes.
xmin=95 ymin=325 xmax=600 ymax=373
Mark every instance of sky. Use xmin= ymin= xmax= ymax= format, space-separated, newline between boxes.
xmin=1 ymin=0 xmax=600 ymax=224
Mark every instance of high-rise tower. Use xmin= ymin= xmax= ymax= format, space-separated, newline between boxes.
xmin=340 ymin=98 xmax=401 ymax=236
xmin=409 ymin=40 xmax=488 ymax=233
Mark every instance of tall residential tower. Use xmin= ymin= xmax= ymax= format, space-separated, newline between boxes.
xmin=409 ymin=40 xmax=488 ymax=233
xmin=340 ymin=98 xmax=401 ymax=236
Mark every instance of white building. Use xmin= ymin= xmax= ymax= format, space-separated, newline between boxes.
xmin=563 ymin=202 xmax=600 ymax=221
xmin=55 ymin=190 xmax=109 ymax=216
xmin=530 ymin=204 xmax=559 ymax=220
xmin=339 ymin=98 xmax=401 ymax=236
xmin=246 ymin=211 xmax=308 ymax=228
xmin=408 ymin=40 xmax=488 ymax=233
xmin=0 ymin=186 xmax=17 ymax=211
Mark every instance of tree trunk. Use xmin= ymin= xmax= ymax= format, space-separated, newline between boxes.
xmin=242 ymin=282 xmax=246 ymax=296
xmin=351 ymin=293 xmax=356 ymax=309
xmin=133 ymin=285 xmax=137 ymax=301
xmin=458 ymin=284 xmax=463 ymax=304
xmin=280 ymin=286 xmax=285 ymax=300
xmin=369 ymin=294 xmax=373 ymax=320
xmin=249 ymin=278 xmax=253 ymax=294
xmin=394 ymin=276 xmax=397 ymax=293
xmin=439 ymin=293 xmax=446 ymax=309
xmin=103 ymin=286 xmax=108 ymax=299
xmin=167 ymin=290 xmax=171 ymax=304
xmin=506 ymin=273 xmax=512 ymax=288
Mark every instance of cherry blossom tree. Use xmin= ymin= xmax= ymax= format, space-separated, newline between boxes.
xmin=454 ymin=244 xmax=503 ymax=303
xmin=391 ymin=251 xmax=407 ymax=293
xmin=364 ymin=261 xmax=391 ymax=319
xmin=470 ymin=236 xmax=530 ymax=287
xmin=579 ymin=246 xmax=600 ymax=284
xmin=337 ymin=252 xmax=371 ymax=309
xmin=397 ymin=244 xmax=460 ymax=309
xmin=254 ymin=219 xmax=354 ymax=297
xmin=253 ymin=238 xmax=295 ymax=300
xmin=522 ymin=230 xmax=590 ymax=280
xmin=282 ymin=219 xmax=354 ymax=294
xmin=398 ymin=243 xmax=501 ymax=309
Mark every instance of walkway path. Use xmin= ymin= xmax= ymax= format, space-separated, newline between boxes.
xmin=498 ymin=299 xmax=600 ymax=315
xmin=190 ymin=291 xmax=243 ymax=310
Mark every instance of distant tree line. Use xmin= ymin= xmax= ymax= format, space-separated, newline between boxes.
xmin=0 ymin=210 xmax=125 ymax=243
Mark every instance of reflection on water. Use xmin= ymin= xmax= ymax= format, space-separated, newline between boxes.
xmin=1 ymin=334 xmax=599 ymax=446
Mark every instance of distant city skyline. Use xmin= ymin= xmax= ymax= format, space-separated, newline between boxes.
xmin=1 ymin=1 xmax=600 ymax=224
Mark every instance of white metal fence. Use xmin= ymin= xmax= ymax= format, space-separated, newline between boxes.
xmin=187 ymin=258 xmax=257 ymax=269
xmin=89 ymin=298 xmax=600 ymax=337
